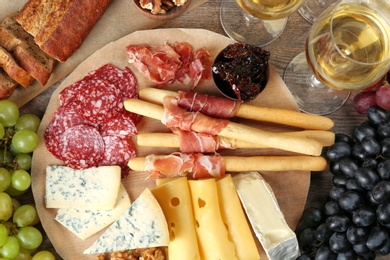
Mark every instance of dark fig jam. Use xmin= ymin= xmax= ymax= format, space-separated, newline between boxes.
xmin=212 ymin=42 xmax=270 ymax=102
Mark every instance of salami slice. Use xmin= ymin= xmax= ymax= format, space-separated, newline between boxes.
xmin=100 ymin=111 xmax=138 ymax=139
xmin=101 ymin=135 xmax=136 ymax=169
xmin=76 ymin=79 xmax=122 ymax=124
xmin=60 ymin=125 xmax=105 ymax=169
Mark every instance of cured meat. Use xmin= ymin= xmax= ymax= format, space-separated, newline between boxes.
xmin=126 ymin=42 xmax=212 ymax=88
xmin=60 ymin=125 xmax=105 ymax=169
xmin=100 ymin=111 xmax=138 ymax=139
xmin=162 ymin=96 xmax=229 ymax=135
xmin=177 ymin=91 xmax=240 ymax=118
xmin=173 ymin=128 xmax=218 ymax=153
xmin=144 ymin=152 xmax=225 ymax=178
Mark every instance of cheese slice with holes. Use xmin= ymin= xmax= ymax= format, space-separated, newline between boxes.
xmin=55 ymin=183 xmax=130 ymax=240
xmin=233 ymin=172 xmax=300 ymax=260
xmin=83 ymin=188 xmax=169 ymax=254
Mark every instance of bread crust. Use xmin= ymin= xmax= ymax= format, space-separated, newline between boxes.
xmin=0 ymin=68 xmax=18 ymax=99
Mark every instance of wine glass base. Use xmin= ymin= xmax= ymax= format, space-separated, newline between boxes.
xmin=298 ymin=0 xmax=337 ymax=24
xmin=220 ymin=0 xmax=287 ymax=46
xmin=283 ymin=52 xmax=351 ymax=115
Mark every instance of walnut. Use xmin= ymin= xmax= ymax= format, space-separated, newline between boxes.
xmin=96 ymin=247 xmax=166 ymax=260
xmin=139 ymin=0 xmax=188 ymax=14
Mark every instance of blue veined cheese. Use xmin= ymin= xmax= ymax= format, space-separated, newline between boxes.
xmin=83 ymin=188 xmax=169 ymax=254
xmin=232 ymin=172 xmax=300 ymax=260
xmin=45 ymin=165 xmax=121 ymax=209
xmin=55 ymin=183 xmax=130 ymax=240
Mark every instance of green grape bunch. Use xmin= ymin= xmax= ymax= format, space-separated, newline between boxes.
xmin=0 ymin=100 xmax=55 ymax=259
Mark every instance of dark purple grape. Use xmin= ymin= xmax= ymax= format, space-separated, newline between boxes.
xmin=380 ymin=137 xmax=390 ymax=157
xmin=346 ymin=225 xmax=369 ymax=244
xmin=296 ymin=253 xmax=314 ymax=260
xmin=329 ymin=161 xmax=342 ymax=175
xmin=367 ymin=106 xmax=389 ymax=126
xmin=315 ymin=222 xmax=333 ymax=242
xmin=377 ymin=159 xmax=390 ymax=180
xmin=355 ymin=167 xmax=380 ymax=190
xmin=377 ymin=203 xmax=390 ymax=227
xmin=345 ymin=179 xmax=365 ymax=192
xmin=353 ymin=242 xmax=371 ymax=256
xmin=377 ymin=238 xmax=390 ymax=255
xmin=333 ymin=174 xmax=348 ymax=186
xmin=366 ymin=226 xmax=389 ymax=251
xmin=327 ymin=142 xmax=352 ymax=162
xmin=298 ymin=227 xmax=318 ymax=251
xmin=372 ymin=181 xmax=390 ymax=203
xmin=361 ymin=157 xmax=377 ymax=169
xmin=336 ymin=249 xmax=358 ymax=260
xmin=339 ymin=158 xmax=359 ymax=178
xmin=352 ymin=143 xmax=368 ymax=161
xmin=352 ymin=206 xmax=376 ymax=227
xmin=324 ymin=200 xmax=343 ymax=215
xmin=335 ymin=133 xmax=353 ymax=144
xmin=314 ymin=244 xmax=337 ymax=260
xmin=361 ymin=136 xmax=381 ymax=156
xmin=329 ymin=232 xmax=351 ymax=253
xmin=326 ymin=214 xmax=351 ymax=232
xmin=359 ymin=250 xmax=376 ymax=259
xmin=300 ymin=207 xmax=325 ymax=228
xmin=354 ymin=121 xmax=376 ymax=141
xmin=329 ymin=186 xmax=347 ymax=201
xmin=377 ymin=122 xmax=390 ymax=138
xmin=367 ymin=191 xmax=381 ymax=207
xmin=338 ymin=191 xmax=363 ymax=212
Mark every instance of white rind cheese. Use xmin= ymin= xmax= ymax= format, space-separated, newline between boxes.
xmin=55 ymin=184 xmax=131 ymax=240
xmin=83 ymin=188 xmax=169 ymax=254
xmin=232 ymin=172 xmax=300 ymax=260
xmin=45 ymin=165 xmax=121 ymax=209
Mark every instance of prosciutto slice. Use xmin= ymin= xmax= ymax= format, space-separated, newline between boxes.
xmin=144 ymin=152 xmax=225 ymax=179
xmin=177 ymin=91 xmax=241 ymax=118
xmin=173 ymin=128 xmax=218 ymax=153
xmin=162 ymin=96 xmax=229 ymax=135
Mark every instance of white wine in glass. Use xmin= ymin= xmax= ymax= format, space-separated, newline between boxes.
xmin=220 ymin=0 xmax=306 ymax=46
xmin=284 ymin=0 xmax=390 ymax=115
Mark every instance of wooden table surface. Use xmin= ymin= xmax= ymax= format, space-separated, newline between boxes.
xmin=19 ymin=1 xmax=368 ymax=258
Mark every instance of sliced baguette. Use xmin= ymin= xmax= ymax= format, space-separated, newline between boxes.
xmin=0 ymin=46 xmax=34 ymax=88
xmin=0 ymin=68 xmax=18 ymax=99
xmin=0 ymin=13 xmax=55 ymax=86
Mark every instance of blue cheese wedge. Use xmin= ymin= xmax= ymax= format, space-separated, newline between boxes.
xmin=55 ymin=184 xmax=131 ymax=240
xmin=232 ymin=172 xmax=300 ymax=260
xmin=45 ymin=165 xmax=121 ymax=209
xmin=83 ymin=188 xmax=169 ymax=254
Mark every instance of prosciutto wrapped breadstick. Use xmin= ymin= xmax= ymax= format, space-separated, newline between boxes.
xmin=139 ymin=88 xmax=334 ymax=130
xmin=137 ymin=130 xmax=335 ymax=153
xmin=128 ymin=153 xmax=328 ymax=178
xmin=124 ymin=97 xmax=323 ymax=156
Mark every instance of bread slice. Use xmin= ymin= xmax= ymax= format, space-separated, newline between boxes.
xmin=0 ymin=13 xmax=55 ymax=86
xmin=0 ymin=46 xmax=34 ymax=88
xmin=0 ymin=68 xmax=18 ymax=99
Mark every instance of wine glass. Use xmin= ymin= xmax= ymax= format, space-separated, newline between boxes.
xmin=298 ymin=0 xmax=338 ymax=24
xmin=220 ymin=0 xmax=306 ymax=46
xmin=283 ymin=0 xmax=390 ymax=115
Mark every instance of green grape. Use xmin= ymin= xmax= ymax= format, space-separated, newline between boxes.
xmin=0 ymin=149 xmax=14 ymax=165
xmin=11 ymin=130 xmax=39 ymax=154
xmin=31 ymin=250 xmax=55 ymax=260
xmin=0 ymin=224 xmax=8 ymax=247
xmin=14 ymin=153 xmax=32 ymax=171
xmin=11 ymin=169 xmax=31 ymax=191
xmin=16 ymin=226 xmax=42 ymax=250
xmin=9 ymin=143 xmax=22 ymax=156
xmin=0 ymin=168 xmax=11 ymax=192
xmin=15 ymin=114 xmax=41 ymax=133
xmin=0 ymin=100 xmax=19 ymax=127
xmin=0 ymin=123 xmax=4 ymax=139
xmin=12 ymin=248 xmax=32 ymax=260
xmin=11 ymin=198 xmax=21 ymax=214
xmin=5 ymin=184 xmax=27 ymax=197
xmin=13 ymin=205 xmax=38 ymax=227
xmin=0 ymin=236 xmax=20 ymax=259
xmin=0 ymin=192 xmax=12 ymax=221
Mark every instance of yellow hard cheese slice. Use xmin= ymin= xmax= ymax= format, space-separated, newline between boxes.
xmin=232 ymin=172 xmax=300 ymax=260
xmin=188 ymin=178 xmax=238 ymax=260
xmin=45 ymin=165 xmax=121 ymax=209
xmin=55 ymin=184 xmax=131 ymax=240
xmin=84 ymin=188 xmax=169 ymax=254
xmin=216 ymin=175 xmax=260 ymax=260
xmin=152 ymin=177 xmax=201 ymax=260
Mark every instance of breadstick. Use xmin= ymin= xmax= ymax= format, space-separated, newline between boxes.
xmin=128 ymin=155 xmax=327 ymax=172
xmin=139 ymin=88 xmax=334 ymax=130
xmin=137 ymin=130 xmax=335 ymax=148
xmin=124 ymin=99 xmax=323 ymax=156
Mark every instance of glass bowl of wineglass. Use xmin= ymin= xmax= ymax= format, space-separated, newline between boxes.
xmin=298 ymin=0 xmax=337 ymax=24
xmin=220 ymin=0 xmax=306 ymax=46
xmin=284 ymin=0 xmax=390 ymax=115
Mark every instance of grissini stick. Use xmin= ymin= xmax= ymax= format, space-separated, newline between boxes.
xmin=128 ymin=155 xmax=328 ymax=172
xmin=137 ymin=130 xmax=335 ymax=149
xmin=138 ymin=88 xmax=334 ymax=130
xmin=124 ymin=98 xmax=323 ymax=156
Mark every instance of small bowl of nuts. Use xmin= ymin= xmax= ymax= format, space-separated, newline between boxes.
xmin=212 ymin=42 xmax=270 ymax=102
xmin=133 ymin=0 xmax=191 ymax=20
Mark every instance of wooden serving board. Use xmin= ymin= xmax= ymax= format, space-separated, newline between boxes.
xmin=31 ymin=28 xmax=310 ymax=260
